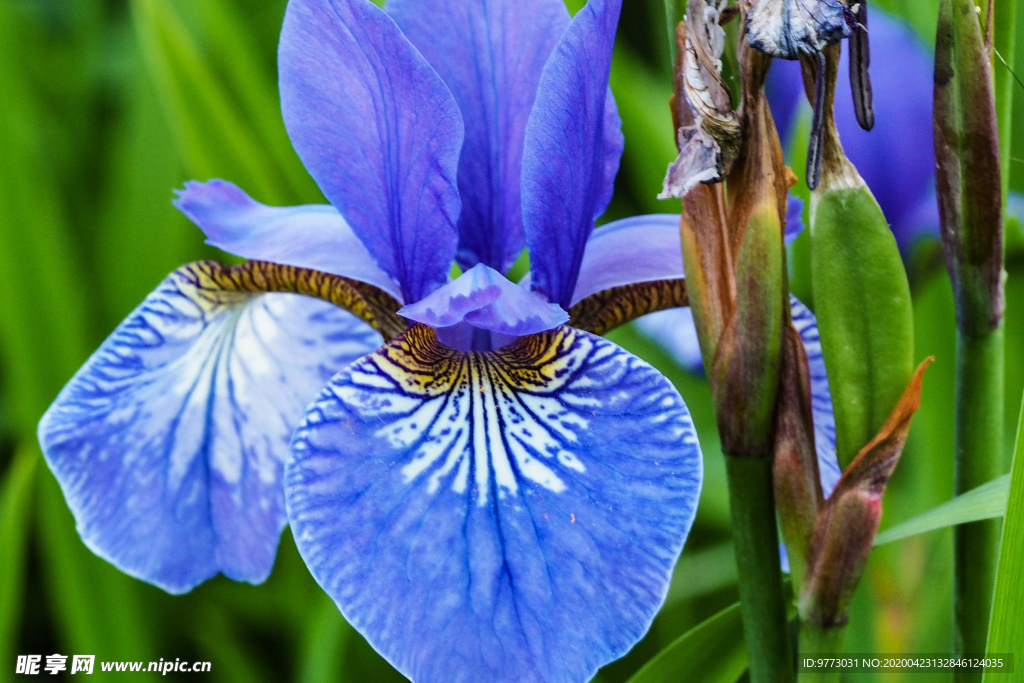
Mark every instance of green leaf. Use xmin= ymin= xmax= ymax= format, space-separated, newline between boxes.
xmin=982 ymin=393 xmax=1024 ymax=677
xmin=298 ymin=596 xmax=353 ymax=683
xmin=626 ymin=601 xmax=747 ymax=683
xmin=873 ymin=474 xmax=1010 ymax=546
xmin=0 ymin=1 xmax=94 ymax=434
xmin=0 ymin=445 xmax=39 ymax=673
xmin=663 ymin=0 xmax=679 ymax=61
xmin=663 ymin=542 xmax=737 ymax=607
xmin=131 ymin=0 xmax=303 ymax=205
xmin=609 ymin=48 xmax=680 ymax=216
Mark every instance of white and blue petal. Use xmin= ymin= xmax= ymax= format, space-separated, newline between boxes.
xmin=287 ymin=325 xmax=702 ymax=683
xmin=38 ymin=264 xmax=381 ymax=594
xmin=637 ymin=296 xmax=840 ymax=493
xmin=789 ymin=295 xmax=840 ymax=495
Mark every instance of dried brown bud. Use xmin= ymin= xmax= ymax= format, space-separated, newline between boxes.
xmin=799 ymin=359 xmax=932 ymax=627
xmin=746 ymin=0 xmax=854 ymax=59
xmin=660 ymin=0 xmax=742 ymax=199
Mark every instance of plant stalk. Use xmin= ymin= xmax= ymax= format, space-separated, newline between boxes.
xmin=726 ymin=455 xmax=794 ymax=683
xmin=953 ymin=325 xmax=1004 ymax=680
xmin=797 ymin=622 xmax=845 ymax=683
xmin=993 ymin=0 xmax=1016 ymax=200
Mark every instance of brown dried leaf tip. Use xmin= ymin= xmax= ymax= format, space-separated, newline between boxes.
xmin=660 ymin=0 xmax=742 ymax=199
xmin=799 ymin=358 xmax=933 ymax=628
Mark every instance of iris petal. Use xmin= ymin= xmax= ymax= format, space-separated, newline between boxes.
xmin=388 ymin=0 xmax=570 ymax=273
xmin=174 ymin=179 xmax=403 ymax=301
xmin=789 ymin=295 xmax=841 ymax=495
xmin=38 ymin=264 xmax=381 ymax=594
xmin=398 ymin=264 xmax=568 ymax=337
xmin=636 ymin=296 xmax=839 ymax=492
xmin=522 ymin=0 xmax=624 ymax=308
xmin=570 ymin=214 xmax=683 ymax=305
xmin=279 ymin=0 xmax=463 ymax=303
xmin=287 ymin=324 xmax=702 ymax=683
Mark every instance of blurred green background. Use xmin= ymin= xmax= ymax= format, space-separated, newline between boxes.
xmin=1 ymin=0 xmax=1023 ymax=680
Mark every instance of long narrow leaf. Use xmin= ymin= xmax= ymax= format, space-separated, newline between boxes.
xmin=626 ymin=602 xmax=747 ymax=683
xmin=192 ymin=0 xmax=322 ymax=203
xmin=131 ymin=0 xmax=293 ymax=205
xmin=0 ymin=445 xmax=38 ymax=672
xmin=299 ymin=596 xmax=353 ymax=683
xmin=873 ymin=474 xmax=1010 ymax=546
xmin=982 ymin=394 xmax=1024 ymax=677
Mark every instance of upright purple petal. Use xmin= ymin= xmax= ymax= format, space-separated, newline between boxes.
xmin=521 ymin=0 xmax=625 ymax=308
xmin=287 ymin=325 xmax=701 ymax=683
xmin=570 ymin=214 xmax=683 ymax=305
xmin=175 ymin=180 xmax=403 ymax=300
xmin=766 ymin=11 xmax=934 ymax=249
xmin=279 ymin=0 xmax=463 ymax=303
xmin=38 ymin=264 xmax=381 ymax=593
xmin=388 ymin=0 xmax=570 ymax=274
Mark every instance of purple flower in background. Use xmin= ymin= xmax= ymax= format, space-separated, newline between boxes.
xmin=766 ymin=9 xmax=936 ymax=251
xmin=38 ymin=1 xmax=705 ymax=681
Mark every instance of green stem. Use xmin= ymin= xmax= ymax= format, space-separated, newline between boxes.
xmin=797 ymin=623 xmax=845 ymax=683
xmin=726 ymin=455 xmax=794 ymax=683
xmin=953 ymin=325 xmax=1004 ymax=682
xmin=663 ymin=0 xmax=678 ymax=63
xmin=993 ymin=0 xmax=1016 ymax=201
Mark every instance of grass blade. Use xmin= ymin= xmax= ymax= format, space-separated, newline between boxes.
xmin=873 ymin=474 xmax=1010 ymax=546
xmin=982 ymin=393 xmax=1024 ymax=677
xmin=298 ymin=596 xmax=353 ymax=683
xmin=0 ymin=445 xmax=39 ymax=671
xmin=131 ymin=0 xmax=295 ymax=205
xmin=626 ymin=601 xmax=747 ymax=683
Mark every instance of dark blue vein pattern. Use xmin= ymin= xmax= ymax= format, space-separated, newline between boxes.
xmin=38 ymin=263 xmax=381 ymax=594
xmin=287 ymin=324 xmax=702 ymax=683
xmin=789 ymin=295 xmax=841 ymax=495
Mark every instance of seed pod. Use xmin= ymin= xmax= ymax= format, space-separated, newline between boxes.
xmin=801 ymin=46 xmax=914 ymax=469
xmin=810 ymin=181 xmax=914 ymax=468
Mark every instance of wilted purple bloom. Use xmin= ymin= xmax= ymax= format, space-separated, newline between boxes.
xmin=38 ymin=1 xmax=705 ymax=681
xmin=766 ymin=9 xmax=936 ymax=251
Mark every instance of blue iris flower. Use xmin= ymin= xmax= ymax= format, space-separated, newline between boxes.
xmin=38 ymin=0 xmax=706 ymax=681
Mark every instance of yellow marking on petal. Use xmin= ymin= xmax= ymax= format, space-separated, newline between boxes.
xmin=180 ymin=260 xmax=408 ymax=340
xmin=569 ymin=279 xmax=689 ymax=336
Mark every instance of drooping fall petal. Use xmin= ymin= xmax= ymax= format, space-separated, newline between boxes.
xmin=38 ymin=263 xmax=381 ymax=593
xmin=287 ymin=324 xmax=702 ymax=683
